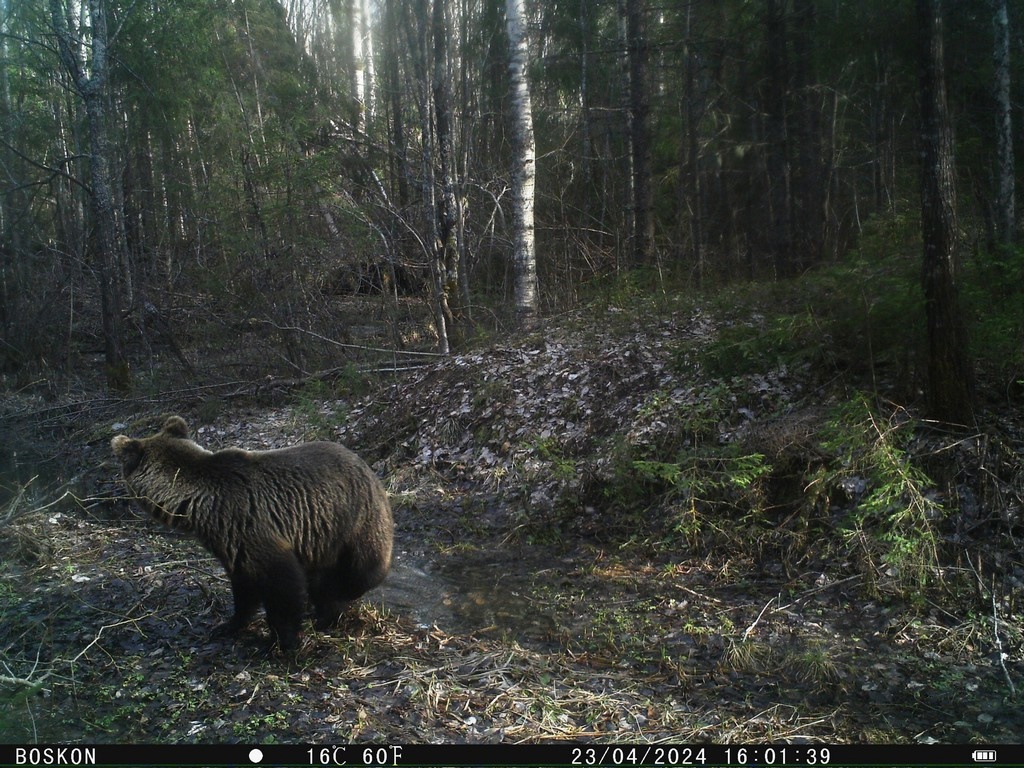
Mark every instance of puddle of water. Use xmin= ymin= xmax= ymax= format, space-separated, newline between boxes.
xmin=0 ymin=446 xmax=68 ymax=509
xmin=381 ymin=551 xmax=559 ymax=644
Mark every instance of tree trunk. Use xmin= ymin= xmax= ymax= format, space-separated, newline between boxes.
xmin=622 ymin=0 xmax=653 ymax=267
xmin=348 ymin=0 xmax=375 ymax=135
xmin=411 ymin=0 xmax=451 ymax=354
xmin=790 ymin=0 xmax=823 ymax=269
xmin=917 ymin=0 xmax=974 ymax=425
xmin=383 ymin=0 xmax=410 ymax=207
xmin=764 ymin=0 xmax=791 ymax=276
xmin=992 ymin=0 xmax=1015 ymax=247
xmin=870 ymin=54 xmax=895 ymax=214
xmin=579 ymin=0 xmax=593 ymax=216
xmin=51 ymin=0 xmax=131 ymax=389
xmin=0 ymin=0 xmax=23 ymax=362
xmin=506 ymin=0 xmax=538 ymax=328
xmin=680 ymin=1 xmax=704 ymax=284
xmin=456 ymin=0 xmax=473 ymax=320
xmin=433 ymin=0 xmax=463 ymax=330
xmin=357 ymin=0 xmax=375 ymax=129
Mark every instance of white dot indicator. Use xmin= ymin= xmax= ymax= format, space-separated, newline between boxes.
xmin=249 ymin=749 xmax=264 ymax=763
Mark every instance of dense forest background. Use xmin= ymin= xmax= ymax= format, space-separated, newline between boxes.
xmin=0 ymin=0 xmax=1022 ymax=412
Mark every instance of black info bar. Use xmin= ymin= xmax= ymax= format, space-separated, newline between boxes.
xmin=2 ymin=744 xmax=1020 ymax=768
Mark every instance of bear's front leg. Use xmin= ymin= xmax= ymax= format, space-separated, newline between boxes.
xmin=212 ymin=572 xmax=261 ymax=639
xmin=259 ymin=546 xmax=308 ymax=651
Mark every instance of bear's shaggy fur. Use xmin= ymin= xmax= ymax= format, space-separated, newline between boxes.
xmin=111 ymin=416 xmax=393 ymax=650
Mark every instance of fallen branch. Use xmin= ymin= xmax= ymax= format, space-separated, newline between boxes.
xmin=259 ymin=319 xmax=444 ymax=358
xmin=0 ymin=671 xmax=52 ymax=688
xmin=1 ymin=643 xmax=52 ymax=691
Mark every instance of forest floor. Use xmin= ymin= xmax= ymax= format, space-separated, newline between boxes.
xmin=1 ymin=290 xmax=1023 ymax=745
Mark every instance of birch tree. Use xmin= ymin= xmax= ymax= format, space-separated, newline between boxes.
xmin=351 ymin=0 xmax=375 ymax=134
xmin=506 ymin=0 xmax=538 ymax=328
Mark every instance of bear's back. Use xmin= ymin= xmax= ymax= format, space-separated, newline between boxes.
xmin=231 ymin=442 xmax=373 ymax=485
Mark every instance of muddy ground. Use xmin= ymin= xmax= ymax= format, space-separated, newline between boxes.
xmin=1 ymin=304 xmax=1022 ymax=744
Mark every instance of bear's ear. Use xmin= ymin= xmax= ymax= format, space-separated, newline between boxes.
xmin=162 ymin=416 xmax=189 ymax=439
xmin=111 ymin=434 xmax=134 ymax=456
xmin=111 ymin=435 xmax=144 ymax=475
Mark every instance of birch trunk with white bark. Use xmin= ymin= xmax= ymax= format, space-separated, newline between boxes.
xmin=506 ymin=0 xmax=538 ymax=328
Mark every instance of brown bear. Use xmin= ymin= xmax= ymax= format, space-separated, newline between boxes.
xmin=111 ymin=416 xmax=393 ymax=651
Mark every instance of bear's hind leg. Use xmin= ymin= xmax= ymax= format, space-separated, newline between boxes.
xmin=308 ymin=569 xmax=347 ymax=630
xmin=312 ymin=552 xmax=386 ymax=631
xmin=331 ymin=549 xmax=390 ymax=601
xmin=313 ymin=596 xmax=351 ymax=630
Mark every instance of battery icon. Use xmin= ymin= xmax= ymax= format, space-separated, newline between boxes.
xmin=973 ymin=750 xmax=997 ymax=762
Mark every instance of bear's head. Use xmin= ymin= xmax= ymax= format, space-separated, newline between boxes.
xmin=111 ymin=415 xmax=191 ymax=476
xmin=111 ymin=416 xmax=212 ymax=529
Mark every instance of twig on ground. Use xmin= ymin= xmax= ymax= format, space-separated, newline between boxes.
xmin=968 ymin=555 xmax=1018 ymax=699
xmin=742 ymin=595 xmax=779 ymax=641
xmin=990 ymin=578 xmax=1017 ymax=699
